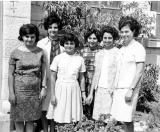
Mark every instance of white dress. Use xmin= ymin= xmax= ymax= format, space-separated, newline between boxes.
xmin=111 ymin=39 xmax=146 ymax=122
xmin=92 ymin=47 xmax=119 ymax=120
xmin=46 ymin=52 xmax=86 ymax=123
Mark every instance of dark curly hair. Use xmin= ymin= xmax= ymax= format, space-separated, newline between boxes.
xmin=18 ymin=24 xmax=39 ymax=42
xmin=101 ymin=26 xmax=119 ymax=41
xmin=84 ymin=28 xmax=101 ymax=43
xmin=119 ymin=16 xmax=142 ymax=37
xmin=43 ymin=12 xmax=62 ymax=30
xmin=60 ymin=31 xmax=80 ymax=48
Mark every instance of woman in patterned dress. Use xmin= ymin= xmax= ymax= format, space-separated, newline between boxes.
xmin=80 ymin=28 xmax=101 ymax=119
xmin=8 ymin=24 xmax=47 ymax=132
xmin=46 ymin=32 xmax=86 ymax=124
xmin=86 ymin=26 xmax=119 ymax=121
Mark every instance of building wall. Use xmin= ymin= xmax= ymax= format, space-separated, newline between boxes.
xmin=0 ymin=1 xmax=31 ymax=113
xmin=0 ymin=1 xmax=3 ymax=111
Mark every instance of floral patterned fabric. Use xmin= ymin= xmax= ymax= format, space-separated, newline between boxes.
xmin=9 ymin=47 xmax=44 ymax=121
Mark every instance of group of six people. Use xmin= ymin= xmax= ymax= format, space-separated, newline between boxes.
xmin=8 ymin=12 xmax=146 ymax=132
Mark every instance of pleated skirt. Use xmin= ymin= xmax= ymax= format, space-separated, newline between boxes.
xmin=46 ymin=79 xmax=83 ymax=123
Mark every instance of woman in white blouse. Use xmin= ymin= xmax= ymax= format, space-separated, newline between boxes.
xmin=37 ymin=12 xmax=64 ymax=132
xmin=86 ymin=26 xmax=119 ymax=121
xmin=111 ymin=16 xmax=146 ymax=132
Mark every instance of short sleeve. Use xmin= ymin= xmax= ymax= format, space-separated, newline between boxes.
xmin=50 ymin=55 xmax=59 ymax=72
xmin=79 ymin=57 xmax=86 ymax=73
xmin=9 ymin=50 xmax=16 ymax=65
xmin=134 ymin=43 xmax=146 ymax=62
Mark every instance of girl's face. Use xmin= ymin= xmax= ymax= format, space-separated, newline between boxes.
xmin=87 ymin=33 xmax=98 ymax=47
xmin=48 ymin=23 xmax=58 ymax=38
xmin=64 ymin=41 xmax=76 ymax=55
xmin=102 ymin=32 xmax=114 ymax=47
xmin=22 ymin=34 xmax=36 ymax=47
xmin=120 ymin=25 xmax=134 ymax=46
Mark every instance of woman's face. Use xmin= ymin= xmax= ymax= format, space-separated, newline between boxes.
xmin=48 ymin=23 xmax=58 ymax=38
xmin=22 ymin=34 xmax=36 ymax=47
xmin=64 ymin=41 xmax=75 ymax=55
xmin=87 ymin=33 xmax=98 ymax=47
xmin=102 ymin=32 xmax=113 ymax=47
xmin=120 ymin=25 xmax=134 ymax=46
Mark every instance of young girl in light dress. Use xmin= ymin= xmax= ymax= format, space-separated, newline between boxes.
xmin=46 ymin=32 xmax=86 ymax=124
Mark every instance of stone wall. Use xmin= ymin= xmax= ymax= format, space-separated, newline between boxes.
xmin=0 ymin=1 xmax=31 ymax=113
xmin=0 ymin=2 xmax=3 ymax=112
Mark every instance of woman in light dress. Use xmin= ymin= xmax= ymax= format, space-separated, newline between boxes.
xmin=86 ymin=26 xmax=119 ymax=121
xmin=46 ymin=32 xmax=86 ymax=124
xmin=111 ymin=16 xmax=146 ymax=132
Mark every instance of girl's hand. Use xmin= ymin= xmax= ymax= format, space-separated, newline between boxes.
xmin=82 ymin=92 xmax=86 ymax=105
xmin=86 ymin=94 xmax=93 ymax=105
xmin=125 ymin=89 xmax=133 ymax=102
xmin=9 ymin=94 xmax=16 ymax=106
xmin=51 ymin=96 xmax=57 ymax=106
xmin=39 ymin=88 xmax=47 ymax=100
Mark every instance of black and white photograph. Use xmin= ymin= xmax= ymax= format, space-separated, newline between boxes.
xmin=0 ymin=1 xmax=160 ymax=132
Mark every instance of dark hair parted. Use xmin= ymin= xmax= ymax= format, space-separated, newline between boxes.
xmin=18 ymin=24 xmax=39 ymax=42
xmin=60 ymin=32 xmax=80 ymax=48
xmin=119 ymin=16 xmax=142 ymax=37
xmin=101 ymin=26 xmax=119 ymax=41
xmin=84 ymin=28 xmax=101 ymax=43
xmin=43 ymin=12 xmax=62 ymax=30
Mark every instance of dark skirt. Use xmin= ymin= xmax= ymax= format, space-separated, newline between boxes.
xmin=10 ymin=75 xmax=42 ymax=121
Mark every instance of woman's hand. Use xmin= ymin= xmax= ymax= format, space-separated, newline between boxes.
xmin=82 ymin=92 xmax=86 ymax=105
xmin=9 ymin=94 xmax=16 ymax=106
xmin=39 ymin=88 xmax=47 ymax=100
xmin=125 ymin=89 xmax=133 ymax=102
xmin=51 ymin=95 xmax=57 ymax=106
xmin=86 ymin=94 xmax=93 ymax=105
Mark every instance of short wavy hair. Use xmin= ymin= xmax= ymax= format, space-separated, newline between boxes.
xmin=119 ymin=16 xmax=142 ymax=37
xmin=60 ymin=32 xmax=80 ymax=48
xmin=101 ymin=26 xmax=119 ymax=41
xmin=18 ymin=24 xmax=39 ymax=42
xmin=43 ymin=12 xmax=62 ymax=30
xmin=84 ymin=28 xmax=101 ymax=43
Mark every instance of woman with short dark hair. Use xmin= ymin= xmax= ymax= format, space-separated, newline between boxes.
xmin=86 ymin=26 xmax=119 ymax=121
xmin=111 ymin=16 xmax=146 ymax=132
xmin=100 ymin=25 xmax=119 ymax=48
xmin=37 ymin=12 xmax=64 ymax=132
xmin=8 ymin=23 xmax=47 ymax=132
xmin=80 ymin=28 xmax=101 ymax=119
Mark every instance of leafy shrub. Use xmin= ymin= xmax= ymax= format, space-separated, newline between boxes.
xmin=135 ymin=64 xmax=160 ymax=131
xmin=55 ymin=114 xmax=124 ymax=132
xmin=137 ymin=64 xmax=160 ymax=112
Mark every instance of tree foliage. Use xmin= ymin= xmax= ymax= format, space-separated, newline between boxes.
xmin=42 ymin=1 xmax=155 ymax=38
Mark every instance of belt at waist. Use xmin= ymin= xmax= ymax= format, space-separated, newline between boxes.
xmin=56 ymin=78 xmax=77 ymax=83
